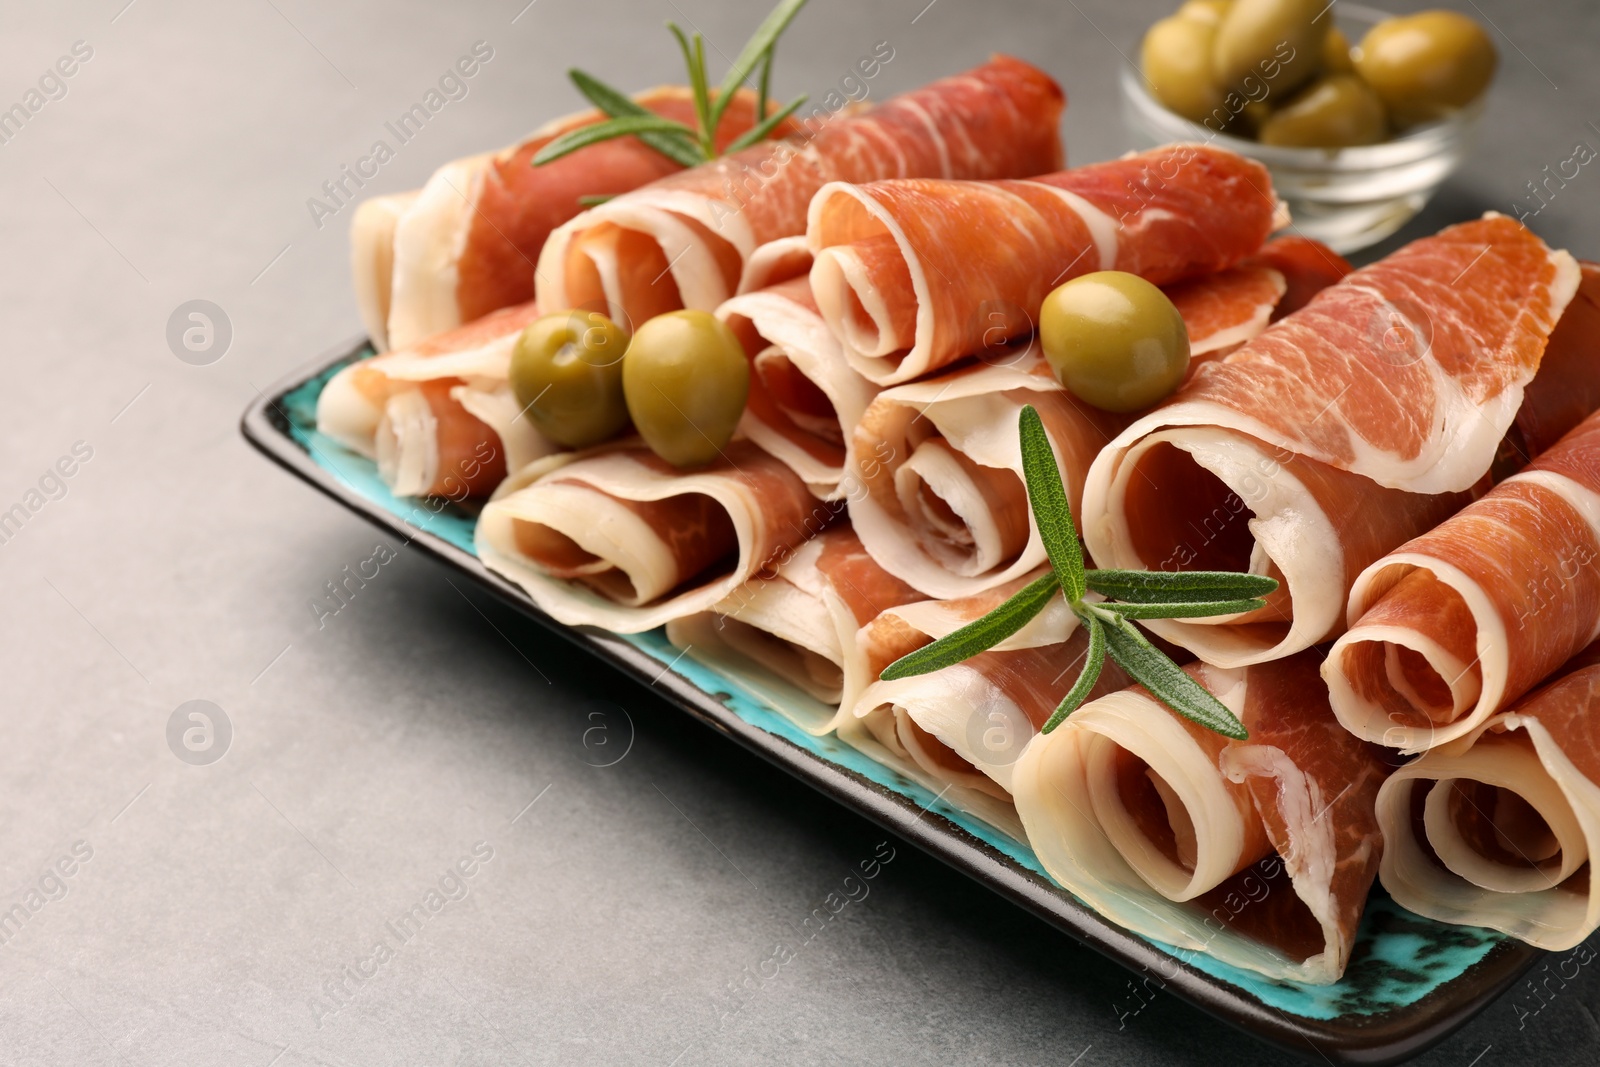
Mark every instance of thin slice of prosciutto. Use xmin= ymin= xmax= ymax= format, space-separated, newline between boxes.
xmin=848 ymin=264 xmax=1289 ymax=599
xmin=535 ymin=56 xmax=1064 ymax=332
xmin=1081 ymin=220 xmax=1585 ymax=668
xmin=1012 ymin=652 xmax=1392 ymax=984
xmin=665 ymin=525 xmax=923 ymax=733
xmin=475 ymin=441 xmax=825 ymax=632
xmin=317 ymin=301 xmax=552 ymax=496
xmin=1376 ymin=650 xmax=1600 ymax=950
xmin=808 ymin=144 xmax=1281 ymax=386
xmin=849 ymin=574 xmax=1127 ymax=841
xmin=717 ymin=273 xmax=880 ymax=500
xmin=1327 ymin=379 xmax=1600 ymax=753
xmin=366 ymin=87 xmax=779 ymax=352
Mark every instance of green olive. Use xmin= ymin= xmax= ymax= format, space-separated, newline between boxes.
xmin=623 ymin=310 xmax=750 ymax=468
xmin=1040 ymin=272 xmax=1190 ymax=413
xmin=510 ymin=310 xmax=630 ymax=448
xmin=1176 ymin=0 xmax=1231 ymax=26
xmin=1258 ymin=73 xmax=1388 ymax=148
xmin=1322 ymin=25 xmax=1355 ymax=74
xmin=1142 ymin=15 xmax=1226 ymax=124
xmin=1212 ymin=0 xmax=1328 ymax=98
xmin=1354 ymin=10 xmax=1497 ymax=127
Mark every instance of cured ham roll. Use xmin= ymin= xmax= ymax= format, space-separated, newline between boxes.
xmin=475 ymin=442 xmax=824 ymax=632
xmin=1082 ymin=216 xmax=1583 ymax=667
xmin=1375 ymin=651 xmax=1600 ymax=950
xmin=1012 ymin=653 xmax=1391 ymax=984
xmin=808 ymin=144 xmax=1281 ymax=386
xmin=717 ymin=275 xmax=879 ymax=500
xmin=317 ymin=302 xmax=553 ymax=496
xmin=848 ymin=264 xmax=1289 ymax=599
xmin=665 ymin=526 xmax=922 ymax=733
xmin=1326 ymin=359 xmax=1600 ymax=751
xmin=364 ymin=87 xmax=779 ymax=352
xmin=848 ymin=573 xmax=1127 ymax=839
xmin=853 ymin=578 xmax=1119 ymax=788
xmin=535 ymin=56 xmax=1064 ymax=332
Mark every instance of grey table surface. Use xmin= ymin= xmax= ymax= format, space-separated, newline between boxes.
xmin=2 ymin=0 xmax=1598 ymax=1064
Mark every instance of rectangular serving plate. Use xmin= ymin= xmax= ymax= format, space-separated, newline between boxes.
xmin=242 ymin=337 xmax=1541 ymax=1066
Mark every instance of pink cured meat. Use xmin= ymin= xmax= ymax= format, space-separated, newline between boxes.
xmin=1080 ymin=218 xmax=1584 ymax=668
xmin=1129 ymin=215 xmax=1581 ymax=496
xmin=1327 ymin=395 xmax=1600 ymax=753
xmin=807 ymin=144 xmax=1280 ymax=385
xmin=535 ymin=56 xmax=1064 ymax=332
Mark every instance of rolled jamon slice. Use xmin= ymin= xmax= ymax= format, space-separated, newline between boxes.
xmin=475 ymin=442 xmax=824 ymax=632
xmin=848 ymin=264 xmax=1288 ymax=599
xmin=1082 ymin=218 xmax=1585 ymax=668
xmin=717 ymin=275 xmax=879 ymax=500
xmin=808 ymin=144 xmax=1281 ymax=386
xmin=665 ymin=525 xmax=923 ymax=733
xmin=1376 ymin=650 xmax=1600 ymax=950
xmin=1327 ymin=382 xmax=1600 ymax=753
xmin=1012 ymin=652 xmax=1392 ymax=984
xmin=535 ymin=56 xmax=1064 ymax=332
xmin=317 ymin=301 xmax=551 ymax=496
xmin=848 ymin=578 xmax=1125 ymax=840
xmin=373 ymin=87 xmax=778 ymax=352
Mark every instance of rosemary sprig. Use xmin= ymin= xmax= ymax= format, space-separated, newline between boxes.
xmin=533 ymin=0 xmax=810 ymax=169
xmin=880 ymin=405 xmax=1279 ymax=740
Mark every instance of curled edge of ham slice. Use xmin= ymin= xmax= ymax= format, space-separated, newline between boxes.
xmin=317 ymin=301 xmax=553 ymax=496
xmin=534 ymin=55 xmax=1065 ymax=332
xmin=1082 ymin=221 xmax=1585 ymax=669
xmin=1376 ymin=653 xmax=1600 ymax=951
xmin=718 ymin=273 xmax=880 ymax=500
xmin=475 ymin=441 xmax=824 ymax=633
xmin=1326 ymin=401 xmax=1600 ymax=754
xmin=853 ymin=586 xmax=1110 ymax=786
xmin=1012 ymin=653 xmax=1391 ymax=985
xmin=351 ymin=191 xmax=418 ymax=352
xmin=848 ymin=265 xmax=1286 ymax=600
xmin=807 ymin=143 xmax=1282 ymax=386
xmin=664 ymin=526 xmax=923 ymax=735
xmin=846 ymin=588 xmax=1110 ymax=842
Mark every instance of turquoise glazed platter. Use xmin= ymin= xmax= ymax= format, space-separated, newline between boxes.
xmin=242 ymin=339 xmax=1542 ymax=1066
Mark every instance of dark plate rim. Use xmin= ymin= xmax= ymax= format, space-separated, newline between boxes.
xmin=241 ymin=336 xmax=1540 ymax=1066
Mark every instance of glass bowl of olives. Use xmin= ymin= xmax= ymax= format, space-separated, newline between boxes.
xmin=1123 ymin=2 xmax=1496 ymax=253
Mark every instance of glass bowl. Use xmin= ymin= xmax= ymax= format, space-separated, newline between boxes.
xmin=1119 ymin=3 xmax=1485 ymax=254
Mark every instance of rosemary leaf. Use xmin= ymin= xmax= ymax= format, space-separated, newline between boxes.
xmin=1101 ymin=598 xmax=1268 ymax=620
xmin=1018 ymin=405 xmax=1087 ymax=604
xmin=1101 ymin=618 xmax=1248 ymax=739
xmin=723 ymin=94 xmax=807 ymax=154
xmin=534 ymin=115 xmax=703 ymax=166
xmin=1040 ymin=610 xmax=1106 ymax=733
xmin=566 ymin=69 xmax=706 ymax=167
xmin=577 ymin=194 xmax=616 ymax=208
xmin=756 ymin=46 xmax=774 ymax=120
xmin=710 ymin=0 xmax=809 ymax=135
xmin=665 ymin=24 xmax=714 ymax=156
xmin=879 ymin=572 xmax=1059 ymax=681
xmin=1085 ymin=568 xmax=1279 ymax=604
